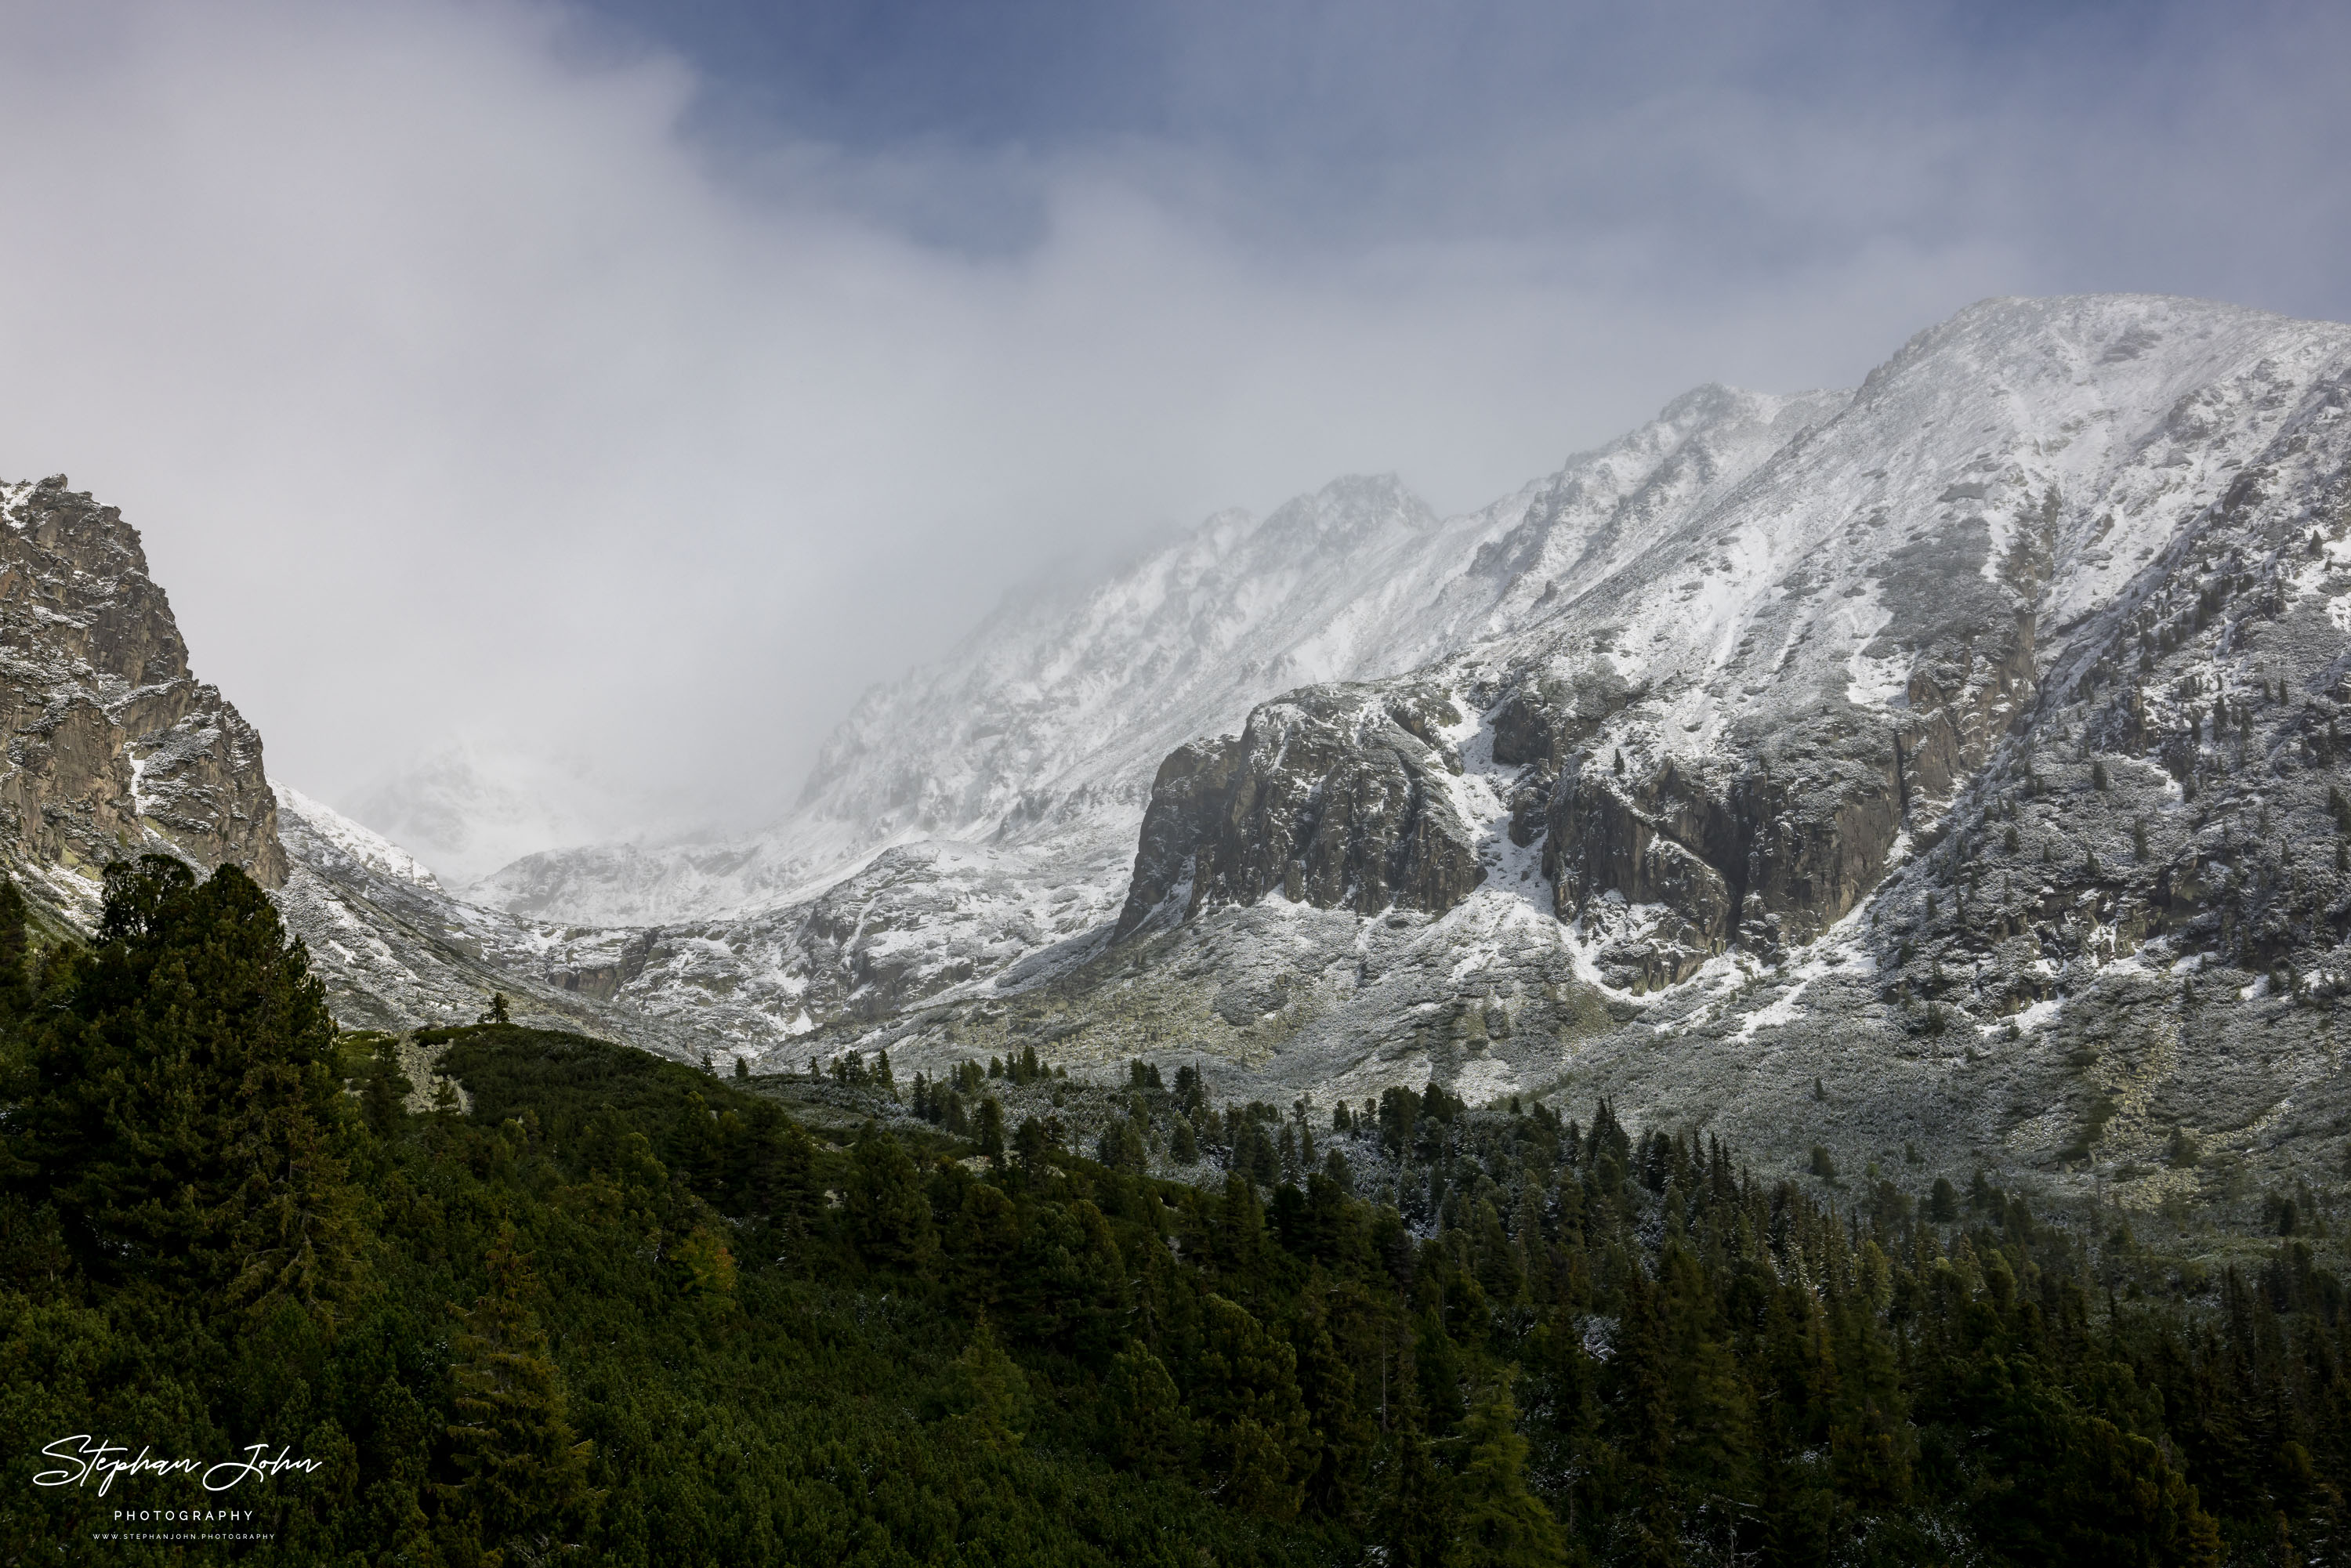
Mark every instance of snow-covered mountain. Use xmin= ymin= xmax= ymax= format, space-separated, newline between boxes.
xmin=321 ymin=291 xmax=2351 ymax=1134
xmin=408 ymin=288 xmax=2348 ymax=1210
xmin=1114 ymin=293 xmax=2351 ymax=977
xmin=5 ymin=289 xmax=2349 ymax=1204
xmin=469 ymin=384 xmax=1842 ymax=931
xmin=918 ymin=290 xmax=2351 ymax=1203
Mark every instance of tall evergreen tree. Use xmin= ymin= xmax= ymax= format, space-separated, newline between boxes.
xmin=976 ymin=1094 xmax=1005 ymax=1162
xmin=440 ymin=1224 xmax=600 ymax=1560
xmin=1102 ymin=1338 xmax=1193 ymax=1470
xmin=1447 ymin=1377 xmax=1570 ymax=1566
xmin=361 ymin=1033 xmax=413 ymax=1137
xmin=846 ymin=1120 xmax=936 ymax=1269
xmin=1195 ymin=1293 xmax=1316 ymax=1519
xmin=13 ymin=856 xmax=360 ymax=1317
xmin=949 ymin=1315 xmax=1032 ymax=1448
xmin=1381 ymin=1374 xmax=1451 ymax=1568
xmin=0 ymin=875 xmax=32 ymax=1025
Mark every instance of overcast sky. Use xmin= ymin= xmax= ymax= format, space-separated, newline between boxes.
xmin=0 ymin=0 xmax=2345 ymax=878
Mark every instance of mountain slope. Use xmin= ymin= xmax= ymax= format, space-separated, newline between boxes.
xmin=20 ymin=291 xmax=2351 ymax=1215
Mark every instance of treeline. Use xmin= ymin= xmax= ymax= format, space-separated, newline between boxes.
xmin=0 ymin=860 xmax=2345 ymax=1563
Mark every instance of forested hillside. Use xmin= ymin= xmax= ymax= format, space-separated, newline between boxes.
xmin=2 ymin=860 xmax=2343 ymax=1564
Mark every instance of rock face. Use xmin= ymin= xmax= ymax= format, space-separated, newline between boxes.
xmin=1117 ymin=682 xmax=1485 ymax=936
xmin=0 ymin=476 xmax=284 ymax=915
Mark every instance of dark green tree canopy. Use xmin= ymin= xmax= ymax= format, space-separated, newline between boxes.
xmin=0 ymin=871 xmax=2321 ymax=1566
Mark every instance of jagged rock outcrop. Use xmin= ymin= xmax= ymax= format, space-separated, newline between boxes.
xmin=1115 ymin=682 xmax=1485 ymax=936
xmin=1532 ymin=597 xmax=2040 ymax=987
xmin=0 ymin=475 xmax=284 ymax=915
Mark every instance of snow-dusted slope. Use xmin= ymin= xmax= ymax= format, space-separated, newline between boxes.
xmin=468 ymin=292 xmax=2351 ymax=1042
xmin=274 ymin=784 xmax=440 ymax=889
xmin=1539 ymin=293 xmax=2347 ymax=774
xmin=473 ymin=386 xmax=1842 ymax=929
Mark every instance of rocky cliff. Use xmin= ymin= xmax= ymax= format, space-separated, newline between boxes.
xmin=0 ymin=475 xmax=284 ymax=919
xmin=1116 ymin=680 xmax=1485 ymax=936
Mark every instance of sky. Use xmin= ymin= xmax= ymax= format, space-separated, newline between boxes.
xmin=0 ymin=0 xmax=2345 ymax=880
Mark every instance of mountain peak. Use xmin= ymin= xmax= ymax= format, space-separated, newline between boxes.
xmin=0 ymin=475 xmax=284 ymax=916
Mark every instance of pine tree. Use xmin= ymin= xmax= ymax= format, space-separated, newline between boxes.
xmin=361 ymin=1034 xmax=413 ymax=1137
xmin=1446 ymin=1377 xmax=1570 ymax=1566
xmin=1014 ymin=1114 xmax=1055 ymax=1183
xmin=1103 ymin=1115 xmax=1148 ymax=1173
xmin=1380 ymin=1376 xmax=1449 ymax=1568
xmin=440 ymin=1225 xmax=600 ymax=1559
xmin=846 ymin=1120 xmax=936 ymax=1270
xmin=1293 ymin=1298 xmax=1373 ymax=1519
xmin=1195 ymin=1293 xmax=1315 ymax=1519
xmin=0 ymin=875 xmax=31 ymax=1024
xmin=949 ymin=1315 xmax=1031 ymax=1448
xmin=16 ymin=857 xmax=360 ymax=1317
xmin=1101 ymin=1339 xmax=1192 ymax=1470
xmin=1617 ymin=1273 xmax=1683 ymax=1566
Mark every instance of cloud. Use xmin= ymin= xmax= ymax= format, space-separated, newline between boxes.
xmin=0 ymin=0 xmax=2340 ymax=874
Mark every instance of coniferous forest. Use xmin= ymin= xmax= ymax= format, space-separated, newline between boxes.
xmin=4 ymin=859 xmax=2349 ymax=1563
